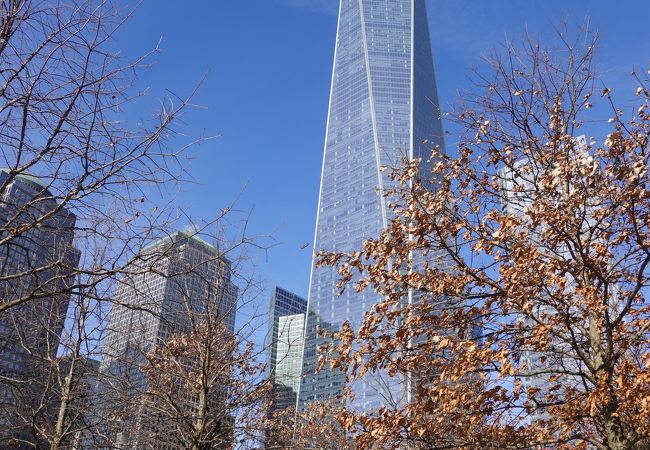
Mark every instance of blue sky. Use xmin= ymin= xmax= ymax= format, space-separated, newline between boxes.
xmin=117 ymin=0 xmax=649 ymax=322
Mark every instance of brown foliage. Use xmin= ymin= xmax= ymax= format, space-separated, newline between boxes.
xmin=316 ymin=29 xmax=650 ymax=450
xmin=265 ymin=402 xmax=356 ymax=450
xmin=141 ymin=320 xmax=270 ymax=450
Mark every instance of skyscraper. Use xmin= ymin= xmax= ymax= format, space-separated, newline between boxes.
xmin=98 ymin=231 xmax=238 ymax=448
xmin=499 ymin=135 xmax=597 ymax=422
xmin=0 ymin=168 xmax=80 ymax=444
xmin=267 ymin=287 xmax=307 ymax=412
xmin=298 ymin=0 xmax=445 ymax=411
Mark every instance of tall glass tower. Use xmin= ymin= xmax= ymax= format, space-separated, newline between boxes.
xmin=267 ymin=286 xmax=307 ymax=412
xmin=299 ymin=0 xmax=445 ymax=411
xmin=0 ymin=169 xmax=80 ymax=444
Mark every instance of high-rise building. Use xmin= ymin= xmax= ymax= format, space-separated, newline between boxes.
xmin=298 ymin=0 xmax=445 ymax=411
xmin=98 ymin=231 xmax=238 ymax=448
xmin=267 ymin=287 xmax=307 ymax=412
xmin=499 ymin=135 xmax=596 ymax=422
xmin=0 ymin=168 xmax=80 ymax=444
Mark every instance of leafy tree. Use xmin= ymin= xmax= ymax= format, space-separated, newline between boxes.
xmin=316 ymin=28 xmax=650 ymax=449
xmin=265 ymin=402 xmax=355 ymax=450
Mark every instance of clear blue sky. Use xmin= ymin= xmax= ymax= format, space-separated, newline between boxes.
xmin=117 ymin=0 xmax=649 ymax=314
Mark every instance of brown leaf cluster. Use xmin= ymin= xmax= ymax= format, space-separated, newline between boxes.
xmin=141 ymin=320 xmax=271 ymax=449
xmin=312 ymin=30 xmax=650 ymax=450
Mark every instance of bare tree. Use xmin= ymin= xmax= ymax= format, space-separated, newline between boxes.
xmin=4 ymin=291 xmax=105 ymax=449
xmin=0 ymin=0 xmax=218 ymax=446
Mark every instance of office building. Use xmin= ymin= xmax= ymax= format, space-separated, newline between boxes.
xmin=267 ymin=287 xmax=308 ymax=412
xmin=298 ymin=0 xmax=445 ymax=410
xmin=98 ymin=231 xmax=237 ymax=448
xmin=0 ymin=169 xmax=80 ymax=444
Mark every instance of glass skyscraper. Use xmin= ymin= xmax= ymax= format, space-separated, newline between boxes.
xmin=267 ymin=286 xmax=307 ymax=412
xmin=298 ymin=0 xmax=445 ymax=411
xmin=0 ymin=169 xmax=80 ymax=444
xmin=499 ymin=136 xmax=596 ymax=423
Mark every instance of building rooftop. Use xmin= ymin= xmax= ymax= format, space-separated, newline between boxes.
xmin=0 ymin=168 xmax=49 ymax=190
xmin=141 ymin=230 xmax=219 ymax=254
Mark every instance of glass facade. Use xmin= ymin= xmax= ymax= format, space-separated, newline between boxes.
xmin=498 ymin=135 xmax=592 ymax=423
xmin=299 ymin=0 xmax=445 ymax=411
xmin=0 ymin=169 xmax=80 ymax=442
xmin=267 ymin=287 xmax=307 ymax=412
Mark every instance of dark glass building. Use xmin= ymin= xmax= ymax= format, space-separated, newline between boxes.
xmin=266 ymin=286 xmax=307 ymax=412
xmin=0 ymin=169 xmax=80 ymax=444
